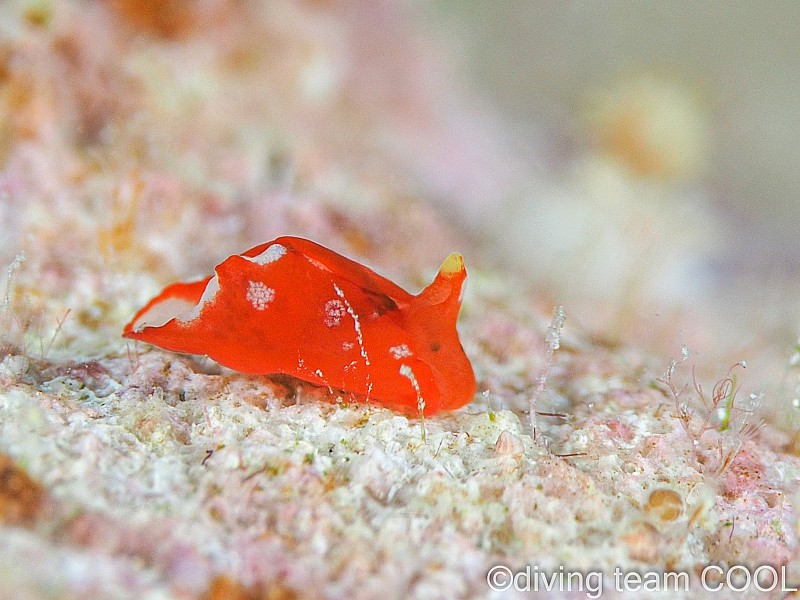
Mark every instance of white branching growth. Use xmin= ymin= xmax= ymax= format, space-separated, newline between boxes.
xmin=657 ymin=346 xmax=764 ymax=476
xmin=1 ymin=251 xmax=25 ymax=348
xmin=2 ymin=251 xmax=25 ymax=311
xmin=530 ymin=305 xmax=565 ymax=439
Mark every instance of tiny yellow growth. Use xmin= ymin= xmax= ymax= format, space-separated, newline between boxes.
xmin=438 ymin=253 xmax=464 ymax=276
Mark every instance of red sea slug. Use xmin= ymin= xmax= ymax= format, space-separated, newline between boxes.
xmin=123 ymin=236 xmax=476 ymax=415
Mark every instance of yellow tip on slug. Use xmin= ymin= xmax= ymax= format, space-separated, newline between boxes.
xmin=439 ymin=253 xmax=464 ymax=276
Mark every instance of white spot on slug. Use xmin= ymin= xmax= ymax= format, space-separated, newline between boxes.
xmin=334 ymin=283 xmax=372 ymax=399
xmin=177 ymin=275 xmax=220 ymax=324
xmin=400 ymin=363 xmax=425 ymax=415
xmin=305 ymin=255 xmax=330 ymax=272
xmin=132 ymin=297 xmax=196 ymax=332
xmin=342 ymin=341 xmax=355 ymax=351
xmin=389 ymin=344 xmax=412 ymax=359
xmin=246 ymin=280 xmax=275 ymax=310
xmin=134 ymin=275 xmax=221 ymax=331
xmin=248 ymin=243 xmax=287 ymax=265
xmin=324 ymin=299 xmax=346 ymax=327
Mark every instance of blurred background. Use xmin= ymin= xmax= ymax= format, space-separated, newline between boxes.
xmin=423 ymin=1 xmax=800 ymax=273
xmin=416 ymin=1 xmax=800 ymax=367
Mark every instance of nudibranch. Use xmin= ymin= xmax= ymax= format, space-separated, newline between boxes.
xmin=123 ymin=236 xmax=476 ymax=415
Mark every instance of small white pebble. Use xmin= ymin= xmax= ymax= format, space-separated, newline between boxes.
xmin=494 ymin=430 xmax=525 ymax=456
xmin=0 ymin=354 xmax=29 ymax=379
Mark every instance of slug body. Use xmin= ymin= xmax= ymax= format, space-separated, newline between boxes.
xmin=123 ymin=236 xmax=476 ymax=415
